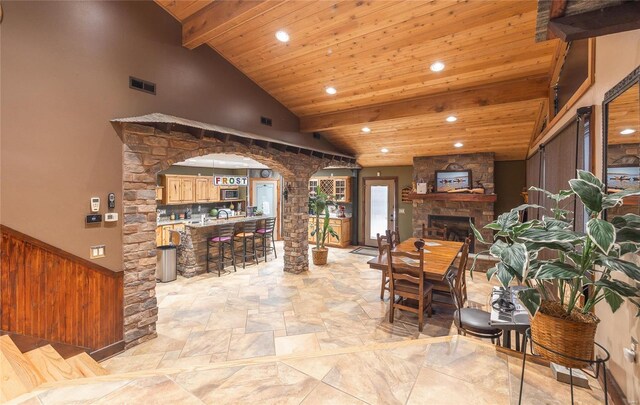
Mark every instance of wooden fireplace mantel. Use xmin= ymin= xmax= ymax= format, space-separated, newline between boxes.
xmin=407 ymin=193 xmax=497 ymax=203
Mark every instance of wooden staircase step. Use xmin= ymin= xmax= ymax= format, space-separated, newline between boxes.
xmin=24 ymin=344 xmax=81 ymax=382
xmin=0 ymin=335 xmax=45 ymax=401
xmin=66 ymin=352 xmax=109 ymax=378
xmin=0 ymin=331 xmax=88 ymax=360
xmin=0 ymin=346 xmax=29 ymax=402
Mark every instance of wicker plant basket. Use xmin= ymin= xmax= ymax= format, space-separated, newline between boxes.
xmin=312 ymin=248 xmax=328 ymax=265
xmin=530 ymin=301 xmax=600 ymax=368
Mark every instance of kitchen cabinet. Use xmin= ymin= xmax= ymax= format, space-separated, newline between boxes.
xmin=208 ymin=182 xmax=220 ymax=202
xmin=309 ymin=178 xmax=318 ymax=198
xmin=195 ymin=178 xmax=209 ymax=202
xmin=180 ymin=178 xmax=194 ymax=202
xmin=161 ymin=175 xmax=194 ymax=204
xmin=161 ymin=175 xmax=228 ymax=205
xmin=307 ymin=217 xmax=351 ymax=248
xmin=156 ymin=223 xmax=185 ymax=246
xmin=165 ymin=176 xmax=182 ymax=204
xmin=156 ymin=186 xmax=163 ymax=201
xmin=309 ymin=176 xmax=351 ymax=203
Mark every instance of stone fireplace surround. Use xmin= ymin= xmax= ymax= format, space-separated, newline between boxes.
xmin=412 ymin=153 xmax=495 ymax=252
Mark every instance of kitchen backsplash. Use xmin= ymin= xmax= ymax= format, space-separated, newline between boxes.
xmin=158 ymin=201 xmax=245 ymax=220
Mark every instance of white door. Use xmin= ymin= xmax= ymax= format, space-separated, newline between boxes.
xmin=364 ymin=178 xmax=396 ymax=246
xmin=250 ymin=179 xmax=280 ymax=239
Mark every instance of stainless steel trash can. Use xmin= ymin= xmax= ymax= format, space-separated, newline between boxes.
xmin=156 ymin=245 xmax=177 ymax=282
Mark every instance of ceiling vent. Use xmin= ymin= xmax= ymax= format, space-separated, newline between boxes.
xmin=260 ymin=116 xmax=273 ymax=126
xmin=129 ymin=76 xmax=156 ymax=95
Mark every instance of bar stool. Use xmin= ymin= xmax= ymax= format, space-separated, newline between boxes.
xmin=255 ymin=217 xmax=277 ymax=262
xmin=206 ymin=223 xmax=236 ymax=276
xmin=234 ymin=221 xmax=259 ymax=268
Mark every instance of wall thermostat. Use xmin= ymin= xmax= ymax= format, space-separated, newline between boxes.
xmin=105 ymin=213 xmax=118 ymax=222
xmin=90 ymin=197 xmax=100 ymax=212
xmin=86 ymin=214 xmax=102 ymax=224
xmin=108 ymin=193 xmax=116 ymax=209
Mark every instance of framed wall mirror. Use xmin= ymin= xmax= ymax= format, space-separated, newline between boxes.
xmin=603 ymin=66 xmax=640 ymax=219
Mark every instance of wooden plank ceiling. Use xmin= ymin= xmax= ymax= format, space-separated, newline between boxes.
xmin=156 ymin=0 xmax=560 ymax=166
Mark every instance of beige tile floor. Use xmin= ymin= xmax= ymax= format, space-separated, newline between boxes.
xmin=103 ymin=243 xmax=496 ymax=372
xmin=15 ymin=336 xmax=604 ymax=405
xmin=12 ymin=244 xmax=605 ymax=404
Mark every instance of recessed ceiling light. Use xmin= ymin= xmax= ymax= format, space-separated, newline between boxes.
xmin=446 ymin=115 xmax=457 ymax=123
xmin=620 ymin=128 xmax=636 ymax=135
xmin=430 ymin=61 xmax=445 ymax=72
xmin=454 ymin=142 xmax=463 ymax=148
xmin=380 ymin=148 xmax=389 ymax=153
xmin=362 ymin=127 xmax=371 ymax=133
xmin=275 ymin=30 xmax=290 ymax=43
xmin=325 ymin=86 xmax=337 ymax=95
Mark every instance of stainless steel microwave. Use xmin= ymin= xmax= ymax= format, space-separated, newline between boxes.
xmin=221 ymin=188 xmax=239 ymax=200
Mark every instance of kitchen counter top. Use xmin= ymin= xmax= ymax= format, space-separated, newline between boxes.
xmin=175 ymin=215 xmax=276 ymax=277
xmin=307 ymin=215 xmax=352 ymax=220
xmin=157 ymin=219 xmax=194 ymax=226
xmin=185 ymin=215 xmax=275 ymax=228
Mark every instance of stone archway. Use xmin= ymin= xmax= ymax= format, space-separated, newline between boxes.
xmin=116 ymin=120 xmax=355 ymax=348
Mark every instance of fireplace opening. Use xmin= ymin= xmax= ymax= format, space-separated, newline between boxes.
xmin=428 ymin=215 xmax=475 ymax=252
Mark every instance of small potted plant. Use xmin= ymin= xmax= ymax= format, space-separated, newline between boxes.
xmin=309 ymin=188 xmax=339 ymax=265
xmin=470 ymin=170 xmax=640 ymax=367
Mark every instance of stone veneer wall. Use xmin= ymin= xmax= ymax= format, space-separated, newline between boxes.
xmin=412 ymin=153 xmax=495 ymax=249
xmin=119 ymin=123 xmax=351 ymax=348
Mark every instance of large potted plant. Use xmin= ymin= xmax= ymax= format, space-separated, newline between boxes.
xmin=309 ymin=188 xmax=339 ymax=265
xmin=470 ymin=170 xmax=640 ymax=367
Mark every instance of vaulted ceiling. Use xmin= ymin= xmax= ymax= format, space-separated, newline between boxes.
xmin=156 ymin=0 xmax=562 ymax=166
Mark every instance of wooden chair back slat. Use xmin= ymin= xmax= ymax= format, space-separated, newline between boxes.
xmin=376 ymin=233 xmax=389 ymax=256
xmin=422 ymin=224 xmax=448 ymax=241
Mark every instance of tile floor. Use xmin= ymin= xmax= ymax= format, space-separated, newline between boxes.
xmin=17 ymin=336 xmax=604 ymax=405
xmin=13 ymin=243 xmax=605 ymax=405
xmin=103 ymin=243 xmax=495 ymax=372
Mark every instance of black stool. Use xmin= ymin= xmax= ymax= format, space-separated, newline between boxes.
xmin=234 ymin=221 xmax=259 ymax=269
xmin=255 ymin=217 xmax=277 ymax=262
xmin=206 ymin=223 xmax=236 ymax=276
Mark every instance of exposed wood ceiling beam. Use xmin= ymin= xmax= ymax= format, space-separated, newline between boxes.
xmin=300 ymin=77 xmax=549 ymax=133
xmin=548 ymin=2 xmax=640 ymax=42
xmin=535 ymin=0 xmax=626 ymax=41
xmin=546 ymin=0 xmax=567 ymax=39
xmin=155 ymin=0 xmax=214 ymax=22
xmin=182 ymin=0 xmax=286 ymax=50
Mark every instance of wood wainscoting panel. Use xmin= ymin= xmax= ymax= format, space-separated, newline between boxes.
xmin=0 ymin=225 xmax=124 ymax=357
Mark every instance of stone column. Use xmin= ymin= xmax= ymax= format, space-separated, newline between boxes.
xmin=282 ymin=176 xmax=312 ymax=274
xmin=122 ymin=143 xmax=159 ymax=349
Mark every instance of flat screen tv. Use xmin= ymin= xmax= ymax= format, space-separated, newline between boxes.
xmin=435 ymin=169 xmax=472 ymax=192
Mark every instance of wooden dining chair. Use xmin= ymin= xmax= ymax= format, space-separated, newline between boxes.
xmin=377 ymin=233 xmax=390 ymax=300
xmin=422 ymin=223 xmax=447 ymax=240
xmin=385 ymin=228 xmax=400 ymax=248
xmin=386 ymin=245 xmax=433 ymax=332
xmin=445 ymin=269 xmax=502 ymax=344
xmin=432 ymin=237 xmax=470 ymax=306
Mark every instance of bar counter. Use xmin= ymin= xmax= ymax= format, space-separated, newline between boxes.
xmin=177 ymin=215 xmax=275 ymax=277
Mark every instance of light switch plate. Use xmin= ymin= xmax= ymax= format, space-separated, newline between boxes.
xmin=399 ymin=208 xmax=405 ymax=214
xmin=105 ymin=213 xmax=118 ymax=222
xmin=90 ymin=245 xmax=105 ymax=259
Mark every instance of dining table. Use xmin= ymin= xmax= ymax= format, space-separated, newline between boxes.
xmin=367 ymin=237 xmax=464 ymax=282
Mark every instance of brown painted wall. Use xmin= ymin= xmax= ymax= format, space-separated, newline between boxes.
xmin=494 ymin=160 xmax=526 ymax=216
xmin=0 ymin=1 xmax=336 ymax=270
